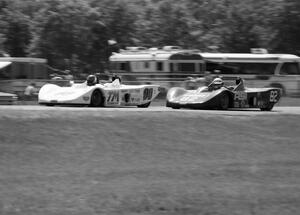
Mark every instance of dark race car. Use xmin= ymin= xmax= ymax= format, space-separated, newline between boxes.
xmin=166 ymin=78 xmax=281 ymax=111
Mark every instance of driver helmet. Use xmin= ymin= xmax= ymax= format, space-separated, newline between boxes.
xmin=236 ymin=77 xmax=243 ymax=85
xmin=87 ymin=75 xmax=98 ymax=86
xmin=112 ymin=74 xmax=121 ymax=83
xmin=212 ymin=77 xmax=224 ymax=90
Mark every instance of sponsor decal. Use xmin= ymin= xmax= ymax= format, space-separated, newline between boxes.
xmin=234 ymin=91 xmax=247 ymax=100
xmin=240 ymin=100 xmax=248 ymax=108
xmin=257 ymin=99 xmax=267 ymax=108
xmin=233 ymin=100 xmax=248 ymax=108
xmin=197 ymin=93 xmax=209 ymax=98
xmin=233 ymin=92 xmax=249 ymax=107
xmin=234 ymin=101 xmax=239 ymax=108
xmin=130 ymin=97 xmax=140 ymax=103
xmin=179 ymin=94 xmax=206 ymax=102
xmin=83 ymin=96 xmax=89 ymax=101
xmin=56 ymin=91 xmax=73 ymax=96
xmin=253 ymin=97 xmax=257 ymax=106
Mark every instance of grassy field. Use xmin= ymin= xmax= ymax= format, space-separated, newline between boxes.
xmin=0 ymin=109 xmax=300 ymax=215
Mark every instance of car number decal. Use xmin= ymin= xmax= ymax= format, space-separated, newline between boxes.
xmin=143 ymin=88 xmax=153 ymax=100
xmin=107 ymin=91 xmax=119 ymax=103
xmin=269 ymin=90 xmax=278 ymax=102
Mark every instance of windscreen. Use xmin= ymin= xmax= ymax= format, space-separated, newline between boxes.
xmin=206 ymin=62 xmax=278 ymax=75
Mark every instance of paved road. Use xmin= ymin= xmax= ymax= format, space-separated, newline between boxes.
xmin=1 ymin=105 xmax=300 ymax=116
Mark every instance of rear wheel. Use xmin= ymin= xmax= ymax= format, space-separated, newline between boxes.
xmin=137 ymin=102 xmax=151 ymax=108
xmin=90 ymin=90 xmax=103 ymax=107
xmin=219 ymin=93 xmax=229 ymax=110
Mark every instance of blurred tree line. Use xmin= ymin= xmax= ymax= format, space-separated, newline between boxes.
xmin=0 ymin=0 xmax=300 ymax=75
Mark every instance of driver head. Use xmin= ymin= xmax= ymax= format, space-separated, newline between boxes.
xmin=212 ymin=78 xmax=224 ymax=90
xmin=236 ymin=77 xmax=242 ymax=85
xmin=87 ymin=75 xmax=97 ymax=86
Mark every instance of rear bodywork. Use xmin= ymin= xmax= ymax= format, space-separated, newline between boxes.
xmin=166 ymin=85 xmax=281 ymax=111
xmin=38 ymin=80 xmax=160 ymax=107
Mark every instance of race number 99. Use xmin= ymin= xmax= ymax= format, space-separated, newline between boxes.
xmin=143 ymin=88 xmax=153 ymax=100
xmin=269 ymin=90 xmax=278 ymax=102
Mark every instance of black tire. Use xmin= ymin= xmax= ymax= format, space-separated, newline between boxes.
xmin=166 ymin=101 xmax=180 ymax=109
xmin=90 ymin=90 xmax=103 ymax=107
xmin=166 ymin=101 xmax=171 ymax=107
xmin=260 ymin=103 xmax=274 ymax=111
xmin=137 ymin=102 xmax=151 ymax=108
xmin=219 ymin=93 xmax=229 ymax=110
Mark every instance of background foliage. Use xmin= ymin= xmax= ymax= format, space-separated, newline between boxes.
xmin=0 ymin=0 xmax=299 ymax=74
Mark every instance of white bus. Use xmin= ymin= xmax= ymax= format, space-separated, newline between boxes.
xmin=201 ymin=50 xmax=300 ymax=96
xmin=109 ymin=46 xmax=205 ymax=89
xmin=109 ymin=47 xmax=300 ymax=96
xmin=110 ymin=46 xmax=205 ymax=73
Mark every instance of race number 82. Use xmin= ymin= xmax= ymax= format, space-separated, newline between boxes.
xmin=269 ymin=90 xmax=278 ymax=102
xmin=143 ymin=88 xmax=153 ymax=100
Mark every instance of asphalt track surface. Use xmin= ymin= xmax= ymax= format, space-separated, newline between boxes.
xmin=1 ymin=105 xmax=300 ymax=116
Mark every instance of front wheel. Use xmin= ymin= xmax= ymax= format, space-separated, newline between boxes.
xmin=260 ymin=103 xmax=274 ymax=111
xmin=166 ymin=101 xmax=180 ymax=109
xmin=137 ymin=102 xmax=151 ymax=108
xmin=90 ymin=90 xmax=103 ymax=107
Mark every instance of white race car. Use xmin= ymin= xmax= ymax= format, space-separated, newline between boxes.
xmin=38 ymin=76 xmax=160 ymax=108
xmin=0 ymin=92 xmax=18 ymax=105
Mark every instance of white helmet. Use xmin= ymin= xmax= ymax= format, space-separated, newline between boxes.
xmin=211 ymin=78 xmax=224 ymax=90
xmin=87 ymin=75 xmax=98 ymax=86
xmin=213 ymin=78 xmax=223 ymax=85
